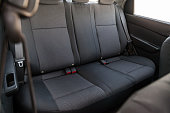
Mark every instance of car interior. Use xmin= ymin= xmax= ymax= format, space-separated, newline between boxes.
xmin=0 ymin=0 xmax=170 ymax=113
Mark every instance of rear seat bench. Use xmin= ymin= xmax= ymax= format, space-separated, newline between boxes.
xmin=15 ymin=0 xmax=155 ymax=113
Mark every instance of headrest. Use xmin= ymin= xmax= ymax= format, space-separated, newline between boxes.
xmin=99 ymin=0 xmax=115 ymax=5
xmin=72 ymin=0 xmax=89 ymax=3
xmin=8 ymin=0 xmax=28 ymax=8
xmin=40 ymin=0 xmax=60 ymax=5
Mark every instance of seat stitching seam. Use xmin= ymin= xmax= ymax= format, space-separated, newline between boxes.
xmin=96 ymin=24 xmax=116 ymax=26
xmin=71 ymin=5 xmax=82 ymax=63
xmin=42 ymin=81 xmax=60 ymax=110
xmin=106 ymin=59 xmax=121 ymax=63
xmin=104 ymin=65 xmax=136 ymax=82
xmin=93 ymin=5 xmax=103 ymax=58
xmin=64 ymin=3 xmax=80 ymax=65
xmin=89 ymin=5 xmax=99 ymax=60
xmin=29 ymin=19 xmax=41 ymax=73
xmin=32 ymin=27 xmax=67 ymax=30
xmin=43 ymin=74 xmax=65 ymax=81
xmin=78 ymin=71 xmax=112 ymax=94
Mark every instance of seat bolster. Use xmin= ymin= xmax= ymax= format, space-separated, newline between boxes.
xmin=15 ymin=76 xmax=58 ymax=113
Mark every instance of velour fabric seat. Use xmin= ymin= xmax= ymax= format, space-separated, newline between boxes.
xmin=78 ymin=62 xmax=134 ymax=95
xmin=15 ymin=1 xmax=106 ymax=113
xmin=104 ymin=56 xmax=155 ymax=83
xmin=70 ymin=0 xmax=155 ymax=89
xmin=14 ymin=0 xmax=155 ymax=113
xmin=69 ymin=0 xmax=134 ymax=96
xmin=16 ymin=72 xmax=105 ymax=113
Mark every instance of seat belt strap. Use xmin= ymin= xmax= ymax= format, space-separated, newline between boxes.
xmin=116 ymin=5 xmax=137 ymax=55
xmin=2 ymin=0 xmax=40 ymax=113
xmin=15 ymin=43 xmax=26 ymax=83
xmin=117 ymin=6 xmax=131 ymax=42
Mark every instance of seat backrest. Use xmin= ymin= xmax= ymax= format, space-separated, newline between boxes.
xmin=18 ymin=0 xmax=130 ymax=74
xmin=93 ymin=0 xmax=128 ymax=59
xmin=21 ymin=0 xmax=75 ymax=75
xmin=70 ymin=0 xmax=101 ymax=64
xmin=159 ymin=37 xmax=170 ymax=77
xmin=70 ymin=0 xmax=128 ymax=64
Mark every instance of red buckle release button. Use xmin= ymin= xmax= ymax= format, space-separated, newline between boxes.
xmin=71 ymin=67 xmax=77 ymax=74
xmin=66 ymin=71 xmax=71 ymax=75
xmin=65 ymin=68 xmax=71 ymax=75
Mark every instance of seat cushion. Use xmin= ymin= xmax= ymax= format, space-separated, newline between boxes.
xmin=15 ymin=71 xmax=106 ymax=113
xmin=104 ymin=56 xmax=155 ymax=83
xmin=78 ymin=62 xmax=134 ymax=95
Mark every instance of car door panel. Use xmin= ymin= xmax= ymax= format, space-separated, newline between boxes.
xmin=124 ymin=0 xmax=170 ymax=69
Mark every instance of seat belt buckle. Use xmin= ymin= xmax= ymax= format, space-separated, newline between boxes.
xmin=15 ymin=58 xmax=25 ymax=68
xmin=17 ymin=61 xmax=24 ymax=67
xmin=100 ymin=60 xmax=108 ymax=65
xmin=71 ymin=67 xmax=77 ymax=74
xmin=65 ymin=68 xmax=71 ymax=75
xmin=15 ymin=58 xmax=26 ymax=83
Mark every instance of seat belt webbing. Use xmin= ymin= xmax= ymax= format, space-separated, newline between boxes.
xmin=116 ymin=6 xmax=131 ymax=42
xmin=116 ymin=5 xmax=137 ymax=55
xmin=15 ymin=39 xmax=26 ymax=83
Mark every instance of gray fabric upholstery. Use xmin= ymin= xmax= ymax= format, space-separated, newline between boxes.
xmin=78 ymin=62 xmax=134 ymax=95
xmin=22 ymin=2 xmax=75 ymax=74
xmin=114 ymin=5 xmax=127 ymax=52
xmin=64 ymin=2 xmax=80 ymax=65
xmin=40 ymin=0 xmax=59 ymax=4
xmin=30 ymin=4 xmax=66 ymax=29
xmin=159 ymin=37 xmax=170 ymax=77
xmin=15 ymin=77 xmax=58 ymax=113
xmin=94 ymin=4 xmax=128 ymax=57
xmin=14 ymin=0 xmax=156 ymax=113
xmin=71 ymin=3 xmax=100 ymax=64
xmin=105 ymin=56 xmax=155 ymax=83
xmin=72 ymin=0 xmax=89 ymax=3
xmin=91 ymin=3 xmax=155 ymax=83
xmin=70 ymin=3 xmax=128 ymax=62
xmin=99 ymin=0 xmax=115 ymax=5
xmin=118 ymin=74 xmax=170 ymax=113
xmin=15 ymin=72 xmax=105 ymax=113
xmin=21 ymin=19 xmax=41 ymax=75
xmin=94 ymin=4 xmax=121 ymax=58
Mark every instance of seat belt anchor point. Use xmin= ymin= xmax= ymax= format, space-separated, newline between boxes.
xmin=15 ymin=58 xmax=25 ymax=68
xmin=18 ymin=61 xmax=24 ymax=67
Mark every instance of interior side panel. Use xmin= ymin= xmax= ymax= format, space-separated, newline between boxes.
xmin=126 ymin=14 xmax=170 ymax=67
xmin=124 ymin=0 xmax=170 ymax=76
